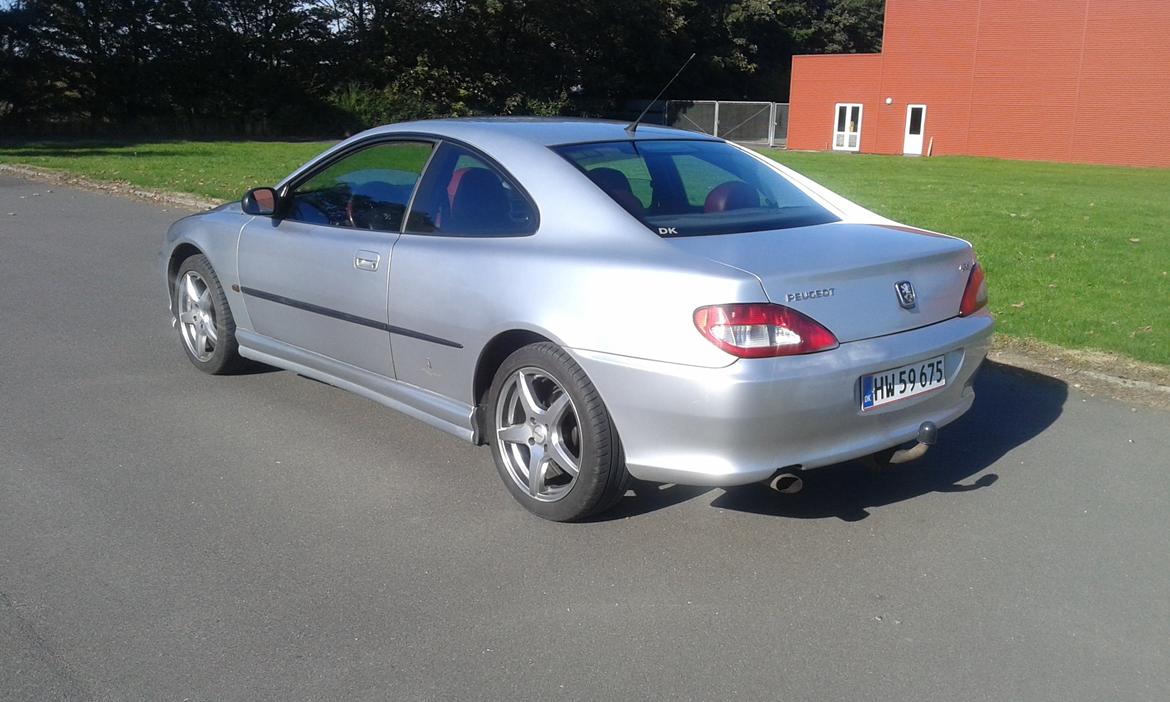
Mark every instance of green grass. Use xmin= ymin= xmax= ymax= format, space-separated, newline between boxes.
xmin=0 ymin=141 xmax=335 ymax=201
xmin=762 ymin=151 xmax=1170 ymax=366
xmin=2 ymin=140 xmax=1167 ymax=365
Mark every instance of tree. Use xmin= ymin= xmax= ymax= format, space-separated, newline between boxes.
xmin=0 ymin=0 xmax=885 ymax=135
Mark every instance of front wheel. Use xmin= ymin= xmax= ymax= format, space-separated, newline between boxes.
xmin=173 ymin=254 xmax=245 ymax=374
xmin=486 ymin=342 xmax=628 ymax=521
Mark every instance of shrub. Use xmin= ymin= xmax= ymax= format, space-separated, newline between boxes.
xmin=327 ymin=84 xmax=444 ymax=132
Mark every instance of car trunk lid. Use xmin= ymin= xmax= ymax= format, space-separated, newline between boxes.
xmin=667 ymin=222 xmax=976 ymax=343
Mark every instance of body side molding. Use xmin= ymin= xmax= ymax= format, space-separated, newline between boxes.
xmin=240 ymin=286 xmax=463 ymax=349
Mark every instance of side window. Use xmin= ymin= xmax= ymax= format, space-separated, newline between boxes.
xmin=406 ymin=143 xmax=536 ymax=236
xmin=287 ymin=141 xmax=433 ymax=232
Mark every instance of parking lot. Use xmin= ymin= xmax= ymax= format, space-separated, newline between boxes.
xmin=2 ymin=175 xmax=1168 ymax=701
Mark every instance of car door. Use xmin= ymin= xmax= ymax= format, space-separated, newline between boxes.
xmin=387 ymin=141 xmax=539 ymax=402
xmin=237 ymin=139 xmax=435 ymax=378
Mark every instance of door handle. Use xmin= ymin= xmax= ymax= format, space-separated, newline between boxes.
xmin=354 ymin=251 xmax=380 ymax=272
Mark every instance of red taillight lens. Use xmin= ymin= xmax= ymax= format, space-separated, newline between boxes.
xmin=959 ymin=262 xmax=988 ymax=316
xmin=693 ymin=303 xmax=839 ymax=358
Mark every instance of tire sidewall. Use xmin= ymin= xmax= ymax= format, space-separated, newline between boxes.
xmin=486 ymin=343 xmax=622 ymax=521
xmin=174 ymin=255 xmax=238 ymax=374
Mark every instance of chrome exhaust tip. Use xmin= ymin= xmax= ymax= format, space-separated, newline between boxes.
xmin=769 ymin=472 xmax=804 ymax=494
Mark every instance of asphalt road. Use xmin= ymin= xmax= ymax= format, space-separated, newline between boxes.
xmin=2 ymin=175 xmax=1168 ymax=702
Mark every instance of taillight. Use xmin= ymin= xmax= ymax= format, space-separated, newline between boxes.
xmin=693 ymin=303 xmax=838 ymax=358
xmin=959 ymin=262 xmax=988 ymax=316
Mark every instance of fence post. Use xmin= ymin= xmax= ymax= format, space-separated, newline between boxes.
xmin=713 ymin=101 xmax=720 ymax=138
xmin=767 ymin=102 xmax=776 ymax=148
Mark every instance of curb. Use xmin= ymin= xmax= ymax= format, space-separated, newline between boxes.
xmin=0 ymin=163 xmax=219 ymax=211
xmin=988 ymin=339 xmax=1170 ymax=410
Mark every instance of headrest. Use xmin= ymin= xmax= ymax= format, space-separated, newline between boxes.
xmin=704 ymin=181 xmax=758 ymax=213
xmin=448 ymin=167 xmax=510 ymax=232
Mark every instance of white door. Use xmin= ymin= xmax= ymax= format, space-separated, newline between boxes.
xmin=903 ymin=104 xmax=926 ymax=155
xmin=833 ymin=103 xmax=863 ymax=151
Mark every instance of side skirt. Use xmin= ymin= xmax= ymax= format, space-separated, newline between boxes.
xmin=236 ymin=330 xmax=478 ymax=444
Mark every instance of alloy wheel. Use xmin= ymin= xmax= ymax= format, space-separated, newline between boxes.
xmin=495 ymin=367 xmax=583 ymax=502
xmin=177 ymin=270 xmax=218 ymax=362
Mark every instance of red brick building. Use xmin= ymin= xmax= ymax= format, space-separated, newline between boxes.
xmin=787 ymin=0 xmax=1170 ymax=168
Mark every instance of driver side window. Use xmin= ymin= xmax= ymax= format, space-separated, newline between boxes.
xmin=287 ymin=141 xmax=433 ymax=232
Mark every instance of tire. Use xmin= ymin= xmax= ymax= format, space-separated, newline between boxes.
xmin=486 ymin=342 xmax=629 ymax=521
xmin=173 ymin=254 xmax=246 ymax=375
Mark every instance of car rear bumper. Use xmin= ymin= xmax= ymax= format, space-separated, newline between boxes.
xmin=568 ymin=311 xmax=993 ymax=486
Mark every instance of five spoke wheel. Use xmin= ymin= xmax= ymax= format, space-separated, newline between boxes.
xmin=177 ymin=270 xmax=218 ymax=362
xmin=495 ymin=367 xmax=582 ymax=502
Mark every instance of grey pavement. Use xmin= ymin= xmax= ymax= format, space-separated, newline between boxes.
xmin=1 ymin=175 xmax=1168 ymax=701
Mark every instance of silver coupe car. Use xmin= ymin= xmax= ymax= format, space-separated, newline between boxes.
xmin=162 ymin=118 xmax=992 ymax=521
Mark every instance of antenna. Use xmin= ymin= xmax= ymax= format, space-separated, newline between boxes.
xmin=626 ymin=52 xmax=696 ymax=136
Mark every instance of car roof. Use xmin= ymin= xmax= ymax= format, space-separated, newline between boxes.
xmin=275 ymin=117 xmax=726 ymax=191
xmin=366 ymin=117 xmax=721 ymax=147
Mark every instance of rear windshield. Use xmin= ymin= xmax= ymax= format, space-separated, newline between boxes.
xmin=554 ymin=140 xmax=839 ymax=237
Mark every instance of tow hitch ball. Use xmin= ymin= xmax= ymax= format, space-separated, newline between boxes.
xmin=885 ymin=421 xmax=938 ymax=465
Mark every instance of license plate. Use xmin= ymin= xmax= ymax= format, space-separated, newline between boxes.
xmin=861 ymin=355 xmax=946 ymax=410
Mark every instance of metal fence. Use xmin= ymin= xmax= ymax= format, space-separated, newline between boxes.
xmin=655 ymin=100 xmax=788 ymax=147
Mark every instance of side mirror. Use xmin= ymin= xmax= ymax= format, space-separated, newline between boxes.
xmin=242 ymin=187 xmax=279 ymax=216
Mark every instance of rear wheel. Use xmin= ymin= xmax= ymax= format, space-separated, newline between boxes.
xmin=174 ymin=254 xmax=245 ymax=374
xmin=487 ymin=342 xmax=628 ymax=521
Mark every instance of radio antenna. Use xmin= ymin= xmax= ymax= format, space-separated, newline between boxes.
xmin=626 ymin=52 xmax=696 ymax=136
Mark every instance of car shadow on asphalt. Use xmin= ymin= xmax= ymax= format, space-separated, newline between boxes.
xmin=239 ymin=363 xmax=282 ymax=375
xmin=598 ymin=361 xmax=1068 ymax=522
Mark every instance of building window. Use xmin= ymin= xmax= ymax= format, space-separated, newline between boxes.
xmin=833 ymin=103 xmax=863 ymax=152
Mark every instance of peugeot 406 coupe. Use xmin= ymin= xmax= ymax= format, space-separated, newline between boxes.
xmin=162 ymin=118 xmax=992 ymax=521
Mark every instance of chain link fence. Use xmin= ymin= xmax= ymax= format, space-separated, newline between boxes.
xmin=626 ymin=100 xmax=788 ymax=147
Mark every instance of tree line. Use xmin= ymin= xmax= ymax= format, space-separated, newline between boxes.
xmin=0 ymin=0 xmax=883 ymax=137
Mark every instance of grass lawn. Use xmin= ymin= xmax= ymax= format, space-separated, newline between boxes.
xmin=0 ymin=141 xmax=333 ymax=202
xmin=764 ymin=151 xmax=1169 ymax=366
xmin=2 ymin=140 xmax=1167 ymax=366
